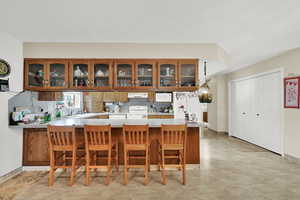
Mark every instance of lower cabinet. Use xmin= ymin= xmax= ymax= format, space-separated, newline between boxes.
xmin=23 ymin=128 xmax=50 ymax=166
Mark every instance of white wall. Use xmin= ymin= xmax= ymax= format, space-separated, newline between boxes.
xmin=0 ymin=33 xmax=23 ymax=177
xmin=207 ymin=75 xmax=228 ymax=132
xmin=227 ymin=47 xmax=300 ymax=159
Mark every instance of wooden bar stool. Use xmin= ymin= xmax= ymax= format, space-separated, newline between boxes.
xmin=84 ymin=125 xmax=118 ymax=185
xmin=123 ymin=124 xmax=150 ymax=185
xmin=47 ymin=125 xmax=84 ymax=186
xmin=159 ymin=124 xmax=187 ymax=185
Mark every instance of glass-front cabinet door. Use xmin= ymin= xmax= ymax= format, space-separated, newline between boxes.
xmin=25 ymin=59 xmax=47 ymax=89
xmin=47 ymin=60 xmax=68 ymax=89
xmin=114 ymin=60 xmax=134 ymax=89
xmin=91 ymin=60 xmax=113 ymax=90
xmin=135 ymin=60 xmax=156 ymax=89
xmin=70 ymin=60 xmax=91 ymax=89
xmin=158 ymin=60 xmax=178 ymax=89
xmin=178 ymin=60 xmax=198 ymax=90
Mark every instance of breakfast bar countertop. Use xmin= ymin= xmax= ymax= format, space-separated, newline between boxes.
xmin=10 ymin=118 xmax=200 ymax=128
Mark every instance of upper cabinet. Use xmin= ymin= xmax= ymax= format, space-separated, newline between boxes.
xmin=24 ymin=59 xmax=69 ymax=90
xmin=91 ymin=59 xmax=113 ymax=90
xmin=135 ymin=60 xmax=156 ymax=89
xmin=47 ymin=60 xmax=69 ymax=89
xmin=178 ymin=59 xmax=198 ymax=90
xmin=69 ymin=60 xmax=91 ymax=89
xmin=114 ymin=60 xmax=135 ymax=89
xmin=24 ymin=58 xmax=199 ymax=91
xmin=25 ymin=59 xmax=47 ymax=90
xmin=158 ymin=60 xmax=178 ymax=90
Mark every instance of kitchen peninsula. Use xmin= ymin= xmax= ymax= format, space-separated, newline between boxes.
xmin=20 ymin=117 xmax=200 ymax=166
xmin=9 ymin=58 xmax=201 ymax=168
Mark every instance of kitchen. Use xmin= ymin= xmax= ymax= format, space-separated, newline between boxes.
xmin=7 ymin=58 xmax=202 ymax=185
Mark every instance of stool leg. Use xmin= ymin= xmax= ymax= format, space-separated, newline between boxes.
xmin=161 ymin=149 xmax=167 ymax=185
xmin=124 ymin=148 xmax=128 ymax=185
xmin=115 ymin=143 xmax=119 ymax=172
xmin=49 ymin=151 xmax=55 ymax=186
xmin=93 ymin=152 xmax=97 ymax=173
xmin=85 ymin=150 xmax=91 ymax=186
xmin=144 ymin=149 xmax=149 ymax=185
xmin=70 ymin=150 xmax=76 ymax=186
xmin=105 ymin=149 xmax=112 ymax=185
xmin=182 ymin=150 xmax=186 ymax=185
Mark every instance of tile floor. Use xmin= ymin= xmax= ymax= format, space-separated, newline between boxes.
xmin=1 ymin=129 xmax=300 ymax=200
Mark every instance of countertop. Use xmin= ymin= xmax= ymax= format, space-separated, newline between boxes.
xmin=11 ymin=118 xmax=199 ymax=128
xmin=65 ymin=112 xmax=174 ymax=119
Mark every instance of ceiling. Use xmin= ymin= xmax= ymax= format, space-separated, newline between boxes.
xmin=1 ymin=0 xmax=300 ymax=72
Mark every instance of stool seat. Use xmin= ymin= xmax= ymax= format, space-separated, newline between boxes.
xmin=162 ymin=144 xmax=184 ymax=150
xmin=126 ymin=144 xmax=147 ymax=150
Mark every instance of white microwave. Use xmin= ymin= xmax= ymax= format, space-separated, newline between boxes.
xmin=155 ymin=93 xmax=172 ymax=102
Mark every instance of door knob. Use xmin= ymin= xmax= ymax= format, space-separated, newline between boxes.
xmin=242 ymin=112 xmax=246 ymax=115
xmin=256 ymin=113 xmax=260 ymax=116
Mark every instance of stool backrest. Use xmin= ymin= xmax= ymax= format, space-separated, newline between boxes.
xmin=84 ymin=125 xmax=111 ymax=146
xmin=123 ymin=124 xmax=149 ymax=145
xmin=161 ymin=124 xmax=187 ymax=145
xmin=47 ymin=125 xmax=76 ymax=150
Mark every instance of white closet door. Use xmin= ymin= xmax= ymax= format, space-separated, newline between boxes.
xmin=232 ymin=79 xmax=253 ymax=141
xmin=260 ymin=72 xmax=282 ymax=153
xmin=230 ymin=71 xmax=282 ymax=154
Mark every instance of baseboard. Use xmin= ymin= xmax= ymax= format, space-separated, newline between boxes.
xmin=0 ymin=167 xmax=23 ymax=184
xmin=23 ymin=164 xmax=200 ymax=172
xmin=207 ymin=128 xmax=228 ymax=135
xmin=284 ymin=154 xmax=300 ymax=165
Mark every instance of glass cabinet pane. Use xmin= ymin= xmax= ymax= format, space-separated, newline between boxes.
xmin=180 ymin=64 xmax=196 ymax=87
xmin=94 ymin=64 xmax=110 ymax=87
xmin=73 ymin=64 xmax=89 ymax=87
xmin=137 ymin=64 xmax=153 ymax=87
xmin=159 ymin=64 xmax=176 ymax=87
xmin=116 ymin=64 xmax=132 ymax=87
xmin=28 ymin=63 xmax=45 ymax=87
xmin=49 ymin=63 xmax=66 ymax=87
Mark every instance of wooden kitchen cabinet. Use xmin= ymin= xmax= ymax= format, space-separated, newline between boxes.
xmin=114 ymin=60 xmax=135 ymax=89
xmin=91 ymin=59 xmax=113 ymax=90
xmin=38 ymin=91 xmax=63 ymax=101
xmin=24 ymin=59 xmax=69 ymax=90
xmin=23 ymin=128 xmax=50 ymax=166
xmin=158 ymin=60 xmax=179 ymax=90
xmin=24 ymin=59 xmax=47 ymax=90
xmin=47 ymin=60 xmax=69 ymax=89
xmin=24 ymin=58 xmax=199 ymax=92
xmin=134 ymin=60 xmax=156 ymax=90
xmin=178 ymin=59 xmax=199 ymax=90
xmin=69 ymin=59 xmax=92 ymax=89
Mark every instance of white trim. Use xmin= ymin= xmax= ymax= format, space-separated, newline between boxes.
xmin=228 ymin=68 xmax=284 ymax=156
xmin=0 ymin=167 xmax=23 ymax=184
